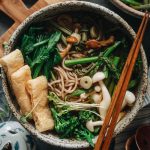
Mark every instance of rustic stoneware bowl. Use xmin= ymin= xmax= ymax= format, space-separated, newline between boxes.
xmin=1 ymin=1 xmax=148 ymax=149
xmin=110 ymin=0 xmax=147 ymax=18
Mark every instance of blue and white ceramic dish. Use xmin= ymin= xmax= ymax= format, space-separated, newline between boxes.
xmin=0 ymin=121 xmax=36 ymax=150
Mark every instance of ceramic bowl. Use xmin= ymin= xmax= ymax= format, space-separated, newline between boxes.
xmin=135 ymin=125 xmax=150 ymax=149
xmin=1 ymin=1 xmax=148 ymax=149
xmin=110 ymin=0 xmax=147 ymax=18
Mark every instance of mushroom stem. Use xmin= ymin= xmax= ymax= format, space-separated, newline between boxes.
xmin=60 ymin=44 xmax=72 ymax=58
xmin=92 ymin=72 xmax=111 ymax=120
xmin=92 ymin=93 xmax=103 ymax=104
xmin=60 ymin=26 xmax=80 ymax=58
xmin=99 ymin=80 xmax=111 ymax=120
xmin=86 ymin=120 xmax=103 ymax=132
xmin=122 ymin=90 xmax=135 ymax=110
xmin=92 ymin=120 xmax=104 ymax=126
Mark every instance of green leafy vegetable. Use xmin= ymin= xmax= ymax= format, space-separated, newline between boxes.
xmin=20 ymin=114 xmax=32 ymax=124
xmin=70 ymin=89 xmax=86 ymax=96
xmin=48 ymin=92 xmax=102 ymax=117
xmin=65 ymin=41 xmax=122 ymax=66
xmin=75 ymin=125 xmax=95 ymax=147
xmin=51 ymin=106 xmax=97 ymax=147
xmin=30 ymin=32 xmax=61 ymax=68
xmin=20 ymin=27 xmax=62 ymax=80
xmin=121 ymin=0 xmax=142 ymax=6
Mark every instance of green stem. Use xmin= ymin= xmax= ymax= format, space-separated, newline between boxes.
xmin=133 ymin=4 xmax=150 ymax=10
xmin=109 ymin=80 xmax=116 ymax=96
xmin=113 ymin=56 xmax=120 ymax=66
xmin=121 ymin=0 xmax=142 ymax=6
xmin=102 ymin=41 xmax=122 ymax=57
xmin=33 ymin=39 xmax=49 ymax=48
xmin=144 ymin=0 xmax=149 ymax=4
xmin=50 ymin=71 xmax=56 ymax=81
xmin=108 ymin=57 xmax=120 ymax=95
xmin=65 ymin=41 xmax=122 ymax=66
xmin=65 ymin=56 xmax=98 ymax=66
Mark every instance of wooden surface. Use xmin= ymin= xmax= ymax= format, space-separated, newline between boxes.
xmin=0 ymin=0 xmax=67 ymax=57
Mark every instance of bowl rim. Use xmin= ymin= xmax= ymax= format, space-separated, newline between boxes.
xmin=1 ymin=0 xmax=148 ymax=149
xmin=110 ymin=0 xmax=147 ymax=18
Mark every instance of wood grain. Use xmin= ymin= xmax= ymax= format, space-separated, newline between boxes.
xmin=0 ymin=0 xmax=67 ymax=57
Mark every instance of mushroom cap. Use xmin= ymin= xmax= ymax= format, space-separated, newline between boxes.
xmin=92 ymin=93 xmax=102 ymax=104
xmin=125 ymin=91 xmax=136 ymax=106
xmin=80 ymin=93 xmax=87 ymax=99
xmin=80 ymin=76 xmax=92 ymax=89
xmin=92 ymin=72 xmax=105 ymax=83
xmin=86 ymin=120 xmax=94 ymax=132
xmin=94 ymin=85 xmax=101 ymax=92
xmin=71 ymin=33 xmax=81 ymax=43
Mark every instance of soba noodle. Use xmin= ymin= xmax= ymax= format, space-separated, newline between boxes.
xmin=48 ymin=66 xmax=78 ymax=99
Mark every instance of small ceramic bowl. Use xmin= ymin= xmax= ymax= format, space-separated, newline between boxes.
xmin=125 ymin=135 xmax=138 ymax=150
xmin=1 ymin=1 xmax=148 ymax=149
xmin=110 ymin=0 xmax=147 ymax=18
xmin=135 ymin=125 xmax=150 ymax=149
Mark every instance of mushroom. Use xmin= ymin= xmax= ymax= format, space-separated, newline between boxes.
xmin=81 ymin=24 xmax=88 ymax=42
xmin=92 ymin=93 xmax=102 ymax=104
xmin=80 ymin=93 xmax=88 ymax=100
xmin=99 ymin=81 xmax=111 ymax=120
xmin=60 ymin=24 xmax=81 ymax=58
xmin=86 ymin=36 xmax=115 ymax=49
xmin=92 ymin=72 xmax=111 ymax=120
xmin=80 ymin=76 xmax=93 ymax=89
xmin=122 ymin=90 xmax=136 ymax=110
xmin=70 ymin=32 xmax=81 ymax=43
xmin=86 ymin=120 xmax=103 ymax=132
xmin=60 ymin=44 xmax=72 ymax=58
xmin=94 ymin=85 xmax=102 ymax=92
xmin=90 ymin=26 xmax=99 ymax=38
xmin=92 ymin=72 xmax=105 ymax=82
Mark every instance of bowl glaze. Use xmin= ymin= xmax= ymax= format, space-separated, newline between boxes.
xmin=1 ymin=1 xmax=148 ymax=149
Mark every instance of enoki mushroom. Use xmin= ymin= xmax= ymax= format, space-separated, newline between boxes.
xmin=48 ymin=66 xmax=78 ymax=100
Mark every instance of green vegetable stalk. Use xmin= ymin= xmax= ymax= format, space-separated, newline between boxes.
xmin=65 ymin=41 xmax=122 ymax=66
xmin=50 ymin=106 xmax=98 ymax=147
xmin=65 ymin=56 xmax=98 ymax=66
xmin=20 ymin=27 xmax=62 ymax=80
xmin=48 ymin=92 xmax=102 ymax=117
xmin=107 ymin=57 xmax=120 ymax=95
xmin=133 ymin=4 xmax=150 ymax=10
xmin=30 ymin=31 xmax=61 ymax=68
xmin=121 ymin=0 xmax=142 ymax=6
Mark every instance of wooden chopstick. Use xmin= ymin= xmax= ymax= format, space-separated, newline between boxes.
xmin=101 ymin=13 xmax=149 ymax=150
xmin=94 ymin=12 xmax=149 ymax=150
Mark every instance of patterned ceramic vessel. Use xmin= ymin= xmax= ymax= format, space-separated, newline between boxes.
xmin=0 ymin=121 xmax=35 ymax=150
xmin=1 ymin=1 xmax=148 ymax=149
xmin=110 ymin=0 xmax=148 ymax=18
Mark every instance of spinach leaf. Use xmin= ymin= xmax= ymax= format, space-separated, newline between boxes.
xmin=30 ymin=31 xmax=61 ymax=68
xmin=53 ymin=49 xmax=62 ymax=65
xmin=20 ymin=27 xmax=62 ymax=80
xmin=70 ymin=89 xmax=86 ymax=96
xmin=21 ymin=35 xmax=35 ymax=55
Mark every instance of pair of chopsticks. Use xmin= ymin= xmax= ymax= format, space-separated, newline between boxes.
xmin=94 ymin=12 xmax=149 ymax=150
